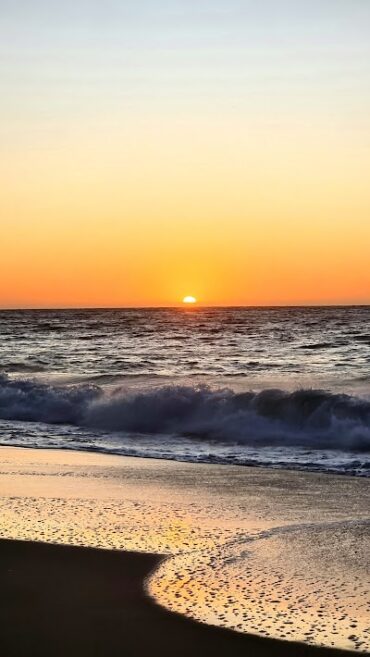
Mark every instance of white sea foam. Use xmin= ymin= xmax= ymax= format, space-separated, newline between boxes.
xmin=0 ymin=376 xmax=369 ymax=453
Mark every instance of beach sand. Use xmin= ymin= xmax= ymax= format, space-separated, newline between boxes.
xmin=0 ymin=538 xmax=354 ymax=657
xmin=0 ymin=447 xmax=369 ymax=654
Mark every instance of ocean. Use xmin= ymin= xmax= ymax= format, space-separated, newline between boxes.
xmin=0 ymin=306 xmax=369 ymax=476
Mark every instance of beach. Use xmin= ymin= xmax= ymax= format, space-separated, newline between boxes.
xmin=0 ymin=447 xmax=369 ymax=655
xmin=1 ymin=540 xmax=357 ymax=657
xmin=2 ymin=0 xmax=370 ymax=651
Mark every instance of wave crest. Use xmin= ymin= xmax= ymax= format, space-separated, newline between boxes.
xmin=0 ymin=376 xmax=369 ymax=452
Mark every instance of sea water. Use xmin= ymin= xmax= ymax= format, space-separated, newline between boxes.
xmin=0 ymin=306 xmax=369 ymax=476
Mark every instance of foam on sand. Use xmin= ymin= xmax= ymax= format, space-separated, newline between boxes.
xmin=0 ymin=447 xmax=369 ymax=652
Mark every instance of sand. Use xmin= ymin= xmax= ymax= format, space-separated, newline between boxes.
xmin=0 ymin=447 xmax=369 ymax=654
xmin=1 ymin=537 xmax=356 ymax=657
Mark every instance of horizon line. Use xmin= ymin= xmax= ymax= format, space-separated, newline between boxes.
xmin=0 ymin=302 xmax=369 ymax=311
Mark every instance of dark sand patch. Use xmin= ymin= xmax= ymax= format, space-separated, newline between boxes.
xmin=0 ymin=539 xmax=355 ymax=657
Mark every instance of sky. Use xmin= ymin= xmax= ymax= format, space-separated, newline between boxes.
xmin=1 ymin=0 xmax=369 ymax=307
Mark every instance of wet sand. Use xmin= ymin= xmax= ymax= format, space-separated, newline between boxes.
xmin=0 ymin=447 xmax=369 ymax=653
xmin=0 ymin=538 xmax=354 ymax=657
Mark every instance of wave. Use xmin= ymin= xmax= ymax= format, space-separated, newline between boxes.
xmin=0 ymin=375 xmax=369 ymax=452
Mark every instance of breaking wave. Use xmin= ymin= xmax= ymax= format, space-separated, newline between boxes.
xmin=0 ymin=375 xmax=369 ymax=452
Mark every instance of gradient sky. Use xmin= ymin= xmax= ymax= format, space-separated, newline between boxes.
xmin=1 ymin=0 xmax=369 ymax=307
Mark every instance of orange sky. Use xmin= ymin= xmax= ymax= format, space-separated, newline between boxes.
xmin=1 ymin=1 xmax=369 ymax=307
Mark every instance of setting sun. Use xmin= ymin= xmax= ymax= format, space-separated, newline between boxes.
xmin=183 ymin=296 xmax=197 ymax=304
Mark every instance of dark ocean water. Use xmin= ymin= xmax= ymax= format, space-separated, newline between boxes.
xmin=0 ymin=306 xmax=369 ymax=476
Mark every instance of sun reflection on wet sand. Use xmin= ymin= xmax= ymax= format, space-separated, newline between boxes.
xmin=0 ymin=447 xmax=369 ymax=653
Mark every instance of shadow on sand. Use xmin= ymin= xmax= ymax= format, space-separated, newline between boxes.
xmin=0 ymin=539 xmax=355 ymax=657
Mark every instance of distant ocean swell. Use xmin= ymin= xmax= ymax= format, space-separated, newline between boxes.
xmin=0 ymin=375 xmax=369 ymax=453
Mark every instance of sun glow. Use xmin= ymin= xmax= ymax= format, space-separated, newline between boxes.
xmin=1 ymin=2 xmax=369 ymax=309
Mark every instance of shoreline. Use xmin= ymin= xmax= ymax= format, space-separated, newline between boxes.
xmin=0 ymin=442 xmax=368 ymax=481
xmin=0 ymin=538 xmax=356 ymax=657
xmin=0 ymin=446 xmax=369 ymax=654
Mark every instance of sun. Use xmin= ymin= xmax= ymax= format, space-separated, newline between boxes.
xmin=182 ymin=296 xmax=197 ymax=304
